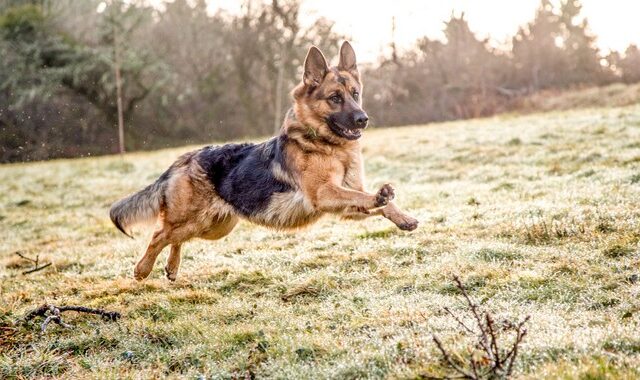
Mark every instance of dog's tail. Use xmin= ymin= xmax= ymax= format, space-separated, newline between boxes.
xmin=109 ymin=171 xmax=170 ymax=238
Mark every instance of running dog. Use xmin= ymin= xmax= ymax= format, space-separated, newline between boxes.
xmin=110 ymin=41 xmax=418 ymax=281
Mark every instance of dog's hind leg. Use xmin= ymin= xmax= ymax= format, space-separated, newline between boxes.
xmin=134 ymin=228 xmax=171 ymax=281
xmin=200 ymin=215 xmax=238 ymax=240
xmin=159 ymin=215 xmax=237 ymax=281
xmin=164 ymin=243 xmax=182 ymax=281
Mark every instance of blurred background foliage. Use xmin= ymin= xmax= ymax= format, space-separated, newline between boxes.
xmin=1 ymin=0 xmax=639 ymax=162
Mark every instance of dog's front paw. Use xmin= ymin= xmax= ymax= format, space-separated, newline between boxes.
xmin=374 ymin=184 xmax=395 ymax=207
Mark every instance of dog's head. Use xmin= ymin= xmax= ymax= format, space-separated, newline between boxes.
xmin=292 ymin=41 xmax=368 ymax=142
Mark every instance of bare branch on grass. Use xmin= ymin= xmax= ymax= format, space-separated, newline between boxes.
xmin=13 ymin=251 xmax=52 ymax=275
xmin=24 ymin=304 xmax=121 ymax=333
xmin=429 ymin=276 xmax=530 ymax=379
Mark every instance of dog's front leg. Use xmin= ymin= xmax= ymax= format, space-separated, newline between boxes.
xmin=379 ymin=202 xmax=419 ymax=231
xmin=341 ymin=206 xmax=373 ymax=220
xmin=341 ymin=203 xmax=418 ymax=231
xmin=312 ymin=182 xmax=395 ymax=212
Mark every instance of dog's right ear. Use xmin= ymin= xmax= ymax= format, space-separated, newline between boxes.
xmin=303 ymin=46 xmax=328 ymax=87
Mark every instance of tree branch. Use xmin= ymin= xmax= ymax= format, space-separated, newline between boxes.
xmin=24 ymin=304 xmax=121 ymax=333
xmin=13 ymin=252 xmax=52 ymax=275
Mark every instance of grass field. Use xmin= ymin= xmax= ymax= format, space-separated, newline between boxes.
xmin=2 ymin=105 xmax=640 ymax=379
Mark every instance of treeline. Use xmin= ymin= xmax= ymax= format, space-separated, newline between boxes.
xmin=1 ymin=0 xmax=639 ymax=162
xmin=365 ymin=0 xmax=640 ymax=126
xmin=0 ymin=0 xmax=342 ymax=162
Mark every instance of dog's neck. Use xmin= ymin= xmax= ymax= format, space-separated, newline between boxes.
xmin=281 ymin=108 xmax=359 ymax=154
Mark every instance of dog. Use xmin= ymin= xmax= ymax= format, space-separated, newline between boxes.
xmin=110 ymin=41 xmax=418 ymax=281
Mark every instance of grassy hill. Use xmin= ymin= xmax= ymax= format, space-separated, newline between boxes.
xmin=519 ymin=82 xmax=640 ymax=114
xmin=2 ymin=105 xmax=640 ymax=379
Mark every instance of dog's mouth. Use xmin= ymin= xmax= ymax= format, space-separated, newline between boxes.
xmin=327 ymin=121 xmax=364 ymax=140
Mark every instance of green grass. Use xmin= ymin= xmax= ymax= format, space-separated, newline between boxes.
xmin=2 ymin=105 xmax=640 ymax=378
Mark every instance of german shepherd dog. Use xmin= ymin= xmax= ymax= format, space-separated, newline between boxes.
xmin=110 ymin=42 xmax=418 ymax=281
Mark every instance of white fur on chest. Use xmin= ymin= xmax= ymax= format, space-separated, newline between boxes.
xmin=252 ymin=189 xmax=321 ymax=229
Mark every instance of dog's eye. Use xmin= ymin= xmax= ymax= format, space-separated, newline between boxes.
xmin=352 ymin=91 xmax=359 ymax=101
xmin=329 ymin=95 xmax=343 ymax=104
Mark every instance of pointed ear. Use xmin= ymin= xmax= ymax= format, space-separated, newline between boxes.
xmin=303 ymin=46 xmax=328 ymax=87
xmin=338 ymin=41 xmax=358 ymax=75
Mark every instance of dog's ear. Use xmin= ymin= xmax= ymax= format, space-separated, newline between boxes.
xmin=303 ymin=46 xmax=328 ymax=87
xmin=338 ymin=41 xmax=358 ymax=77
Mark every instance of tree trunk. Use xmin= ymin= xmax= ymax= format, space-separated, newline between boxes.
xmin=273 ymin=49 xmax=285 ymax=135
xmin=114 ymin=23 xmax=125 ymax=155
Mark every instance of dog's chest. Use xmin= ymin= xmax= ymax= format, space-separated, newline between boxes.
xmin=251 ymin=153 xmax=361 ymax=229
xmin=340 ymin=151 xmax=364 ymax=189
xmin=253 ymin=188 xmax=320 ymax=229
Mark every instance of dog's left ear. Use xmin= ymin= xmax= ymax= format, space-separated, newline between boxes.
xmin=338 ymin=41 xmax=359 ymax=78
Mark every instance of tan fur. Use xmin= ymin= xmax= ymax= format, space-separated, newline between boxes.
xmin=114 ymin=42 xmax=418 ymax=281
xmin=132 ymin=159 xmax=239 ymax=281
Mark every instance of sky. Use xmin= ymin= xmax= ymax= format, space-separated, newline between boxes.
xmin=150 ymin=0 xmax=640 ymax=63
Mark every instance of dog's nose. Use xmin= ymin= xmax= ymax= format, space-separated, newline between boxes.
xmin=354 ymin=112 xmax=369 ymax=128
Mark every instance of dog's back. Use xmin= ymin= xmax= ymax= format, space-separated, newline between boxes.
xmin=198 ymin=139 xmax=290 ymax=214
xmin=195 ymin=136 xmax=319 ymax=229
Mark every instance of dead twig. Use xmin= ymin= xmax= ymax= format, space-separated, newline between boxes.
xmin=22 ymin=262 xmax=52 ymax=275
xmin=429 ymin=276 xmax=530 ymax=379
xmin=13 ymin=251 xmax=52 ymax=275
xmin=432 ymin=335 xmax=474 ymax=379
xmin=24 ymin=304 xmax=121 ymax=333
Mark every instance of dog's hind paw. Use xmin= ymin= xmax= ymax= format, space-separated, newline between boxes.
xmin=164 ymin=265 xmax=178 ymax=282
xmin=133 ymin=270 xmax=146 ymax=281
xmin=134 ymin=263 xmax=152 ymax=281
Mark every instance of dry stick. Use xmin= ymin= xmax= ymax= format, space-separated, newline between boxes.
xmin=432 ymin=335 xmax=474 ymax=379
xmin=469 ymin=355 xmax=480 ymax=380
xmin=13 ymin=251 xmax=52 ymax=275
xmin=452 ymin=276 xmax=494 ymax=362
xmin=40 ymin=305 xmax=73 ymax=332
xmin=14 ymin=251 xmax=38 ymax=264
xmin=505 ymin=317 xmax=531 ymax=376
xmin=485 ymin=314 xmax=501 ymax=367
xmin=25 ymin=304 xmax=121 ymax=332
xmin=22 ymin=262 xmax=52 ymax=275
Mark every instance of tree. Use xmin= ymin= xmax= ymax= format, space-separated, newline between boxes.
xmin=0 ymin=1 xmax=159 ymax=160
xmin=512 ymin=0 xmax=565 ymax=89
xmin=81 ymin=0 xmax=157 ymax=152
xmin=557 ymin=0 xmax=603 ymax=85
xmin=618 ymin=45 xmax=640 ymax=84
xmin=227 ymin=0 xmax=341 ymax=136
xmin=364 ymin=13 xmax=508 ymax=125
xmin=512 ymin=0 xmax=604 ymax=89
xmin=0 ymin=3 xmax=95 ymax=161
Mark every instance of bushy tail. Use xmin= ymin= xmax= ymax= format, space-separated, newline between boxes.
xmin=110 ymin=175 xmax=168 ymax=238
